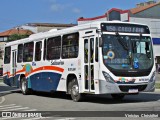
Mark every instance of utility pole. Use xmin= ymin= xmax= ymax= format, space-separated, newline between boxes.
xmin=17 ymin=27 xmax=20 ymax=36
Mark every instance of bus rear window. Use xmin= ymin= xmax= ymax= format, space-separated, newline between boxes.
xmin=4 ymin=47 xmax=11 ymax=64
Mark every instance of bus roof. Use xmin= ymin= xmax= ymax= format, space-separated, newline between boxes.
xmin=5 ymin=21 xmax=148 ymax=47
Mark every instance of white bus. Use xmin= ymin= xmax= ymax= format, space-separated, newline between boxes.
xmin=3 ymin=21 xmax=156 ymax=102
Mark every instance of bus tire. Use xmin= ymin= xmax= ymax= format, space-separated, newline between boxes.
xmin=70 ymin=79 xmax=82 ymax=102
xmin=20 ymin=77 xmax=31 ymax=95
xmin=67 ymin=81 xmax=72 ymax=94
xmin=111 ymin=94 xmax=125 ymax=100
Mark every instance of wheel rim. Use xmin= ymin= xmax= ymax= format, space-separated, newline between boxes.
xmin=22 ymin=79 xmax=26 ymax=93
xmin=72 ymin=84 xmax=79 ymax=97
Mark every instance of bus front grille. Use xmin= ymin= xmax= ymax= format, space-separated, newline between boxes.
xmin=119 ymin=85 xmax=147 ymax=92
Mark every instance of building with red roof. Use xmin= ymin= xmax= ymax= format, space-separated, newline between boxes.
xmin=0 ymin=28 xmax=33 ymax=42
xmin=0 ymin=28 xmax=34 ymax=69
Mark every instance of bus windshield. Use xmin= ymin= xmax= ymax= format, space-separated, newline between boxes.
xmin=102 ymin=34 xmax=153 ymax=71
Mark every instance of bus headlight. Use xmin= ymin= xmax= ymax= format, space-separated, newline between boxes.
xmin=102 ymin=71 xmax=115 ymax=83
xmin=149 ymin=71 xmax=156 ymax=83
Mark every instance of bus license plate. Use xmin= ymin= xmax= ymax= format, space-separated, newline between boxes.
xmin=128 ymin=89 xmax=138 ymax=93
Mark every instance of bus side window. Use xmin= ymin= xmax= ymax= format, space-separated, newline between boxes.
xmin=46 ymin=36 xmax=61 ymax=60
xmin=23 ymin=42 xmax=34 ymax=62
xmin=43 ymin=39 xmax=46 ymax=60
xmin=17 ymin=44 xmax=23 ymax=63
xmin=4 ymin=47 xmax=11 ymax=64
xmin=62 ymin=33 xmax=79 ymax=59
xmin=35 ymin=41 xmax=42 ymax=61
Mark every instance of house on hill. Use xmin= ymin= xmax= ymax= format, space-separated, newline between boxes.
xmin=0 ymin=28 xmax=34 ymax=70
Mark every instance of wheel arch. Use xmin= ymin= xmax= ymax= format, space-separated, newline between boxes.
xmin=19 ymin=74 xmax=25 ymax=83
xmin=66 ymin=74 xmax=78 ymax=93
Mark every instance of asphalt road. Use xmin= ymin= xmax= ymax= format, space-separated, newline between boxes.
xmin=0 ymin=73 xmax=160 ymax=120
xmin=0 ymin=84 xmax=160 ymax=120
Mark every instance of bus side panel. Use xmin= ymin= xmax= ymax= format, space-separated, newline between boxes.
xmin=55 ymin=59 xmax=80 ymax=92
xmin=3 ymin=75 xmax=11 ymax=86
xmin=3 ymin=74 xmax=20 ymax=87
xmin=30 ymin=72 xmax=62 ymax=92
xmin=3 ymin=64 xmax=10 ymax=86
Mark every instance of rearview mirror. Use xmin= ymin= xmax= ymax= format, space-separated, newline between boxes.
xmin=99 ymin=37 xmax=103 ymax=47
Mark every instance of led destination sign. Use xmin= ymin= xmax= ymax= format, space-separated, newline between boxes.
xmin=101 ymin=23 xmax=150 ymax=34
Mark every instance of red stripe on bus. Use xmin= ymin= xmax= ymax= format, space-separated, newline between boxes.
xmin=3 ymin=66 xmax=64 ymax=78
xmin=3 ymin=72 xmax=8 ymax=76
xmin=43 ymin=66 xmax=64 ymax=72
xmin=26 ymin=66 xmax=64 ymax=77
xmin=16 ymin=69 xmax=25 ymax=74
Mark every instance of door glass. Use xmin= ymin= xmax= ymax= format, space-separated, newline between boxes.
xmin=90 ymin=38 xmax=94 ymax=63
xmin=91 ymin=65 xmax=94 ymax=90
xmin=90 ymin=38 xmax=95 ymax=90
xmin=84 ymin=39 xmax=89 ymax=89
xmin=84 ymin=38 xmax=95 ymax=91
xmin=12 ymin=51 xmax=17 ymax=86
xmin=95 ymin=37 xmax=98 ymax=62
xmin=85 ymin=65 xmax=88 ymax=89
xmin=84 ymin=39 xmax=88 ymax=63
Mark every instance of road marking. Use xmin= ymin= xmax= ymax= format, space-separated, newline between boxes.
xmin=0 ymin=104 xmax=16 ymax=108
xmin=22 ymin=117 xmax=52 ymax=120
xmin=0 ymin=104 xmax=37 ymax=111
xmin=24 ymin=109 xmax=37 ymax=111
xmin=0 ymin=104 xmax=39 ymax=119
xmin=1 ymin=117 xmax=19 ymax=120
xmin=1 ymin=118 xmax=13 ymax=120
xmin=1 ymin=115 xmax=51 ymax=120
xmin=0 ymin=96 xmax=5 ymax=104
xmin=1 ymin=107 xmax=29 ymax=111
xmin=55 ymin=118 xmax=76 ymax=120
xmin=0 ymin=105 xmax=22 ymax=110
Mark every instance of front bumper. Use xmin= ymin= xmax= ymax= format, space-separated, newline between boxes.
xmin=99 ymin=79 xmax=155 ymax=94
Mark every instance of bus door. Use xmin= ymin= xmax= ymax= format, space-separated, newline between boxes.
xmin=84 ymin=36 xmax=96 ymax=93
xmin=11 ymin=50 xmax=17 ymax=86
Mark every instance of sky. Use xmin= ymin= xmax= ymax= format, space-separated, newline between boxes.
xmin=0 ymin=0 xmax=155 ymax=32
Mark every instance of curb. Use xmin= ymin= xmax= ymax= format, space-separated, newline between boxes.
xmin=155 ymin=89 xmax=160 ymax=92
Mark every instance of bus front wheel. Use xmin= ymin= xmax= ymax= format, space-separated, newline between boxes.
xmin=70 ymin=79 xmax=82 ymax=102
xmin=111 ymin=94 xmax=125 ymax=100
xmin=20 ymin=77 xmax=31 ymax=95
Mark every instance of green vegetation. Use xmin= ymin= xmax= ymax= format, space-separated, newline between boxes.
xmin=155 ymin=83 xmax=160 ymax=89
xmin=8 ymin=34 xmax=29 ymax=41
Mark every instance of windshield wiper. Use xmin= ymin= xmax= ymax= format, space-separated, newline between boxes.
xmin=115 ymin=32 xmax=133 ymax=68
xmin=116 ymin=32 xmax=129 ymax=51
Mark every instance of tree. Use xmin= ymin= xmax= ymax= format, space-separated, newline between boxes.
xmin=8 ymin=34 xmax=29 ymax=41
